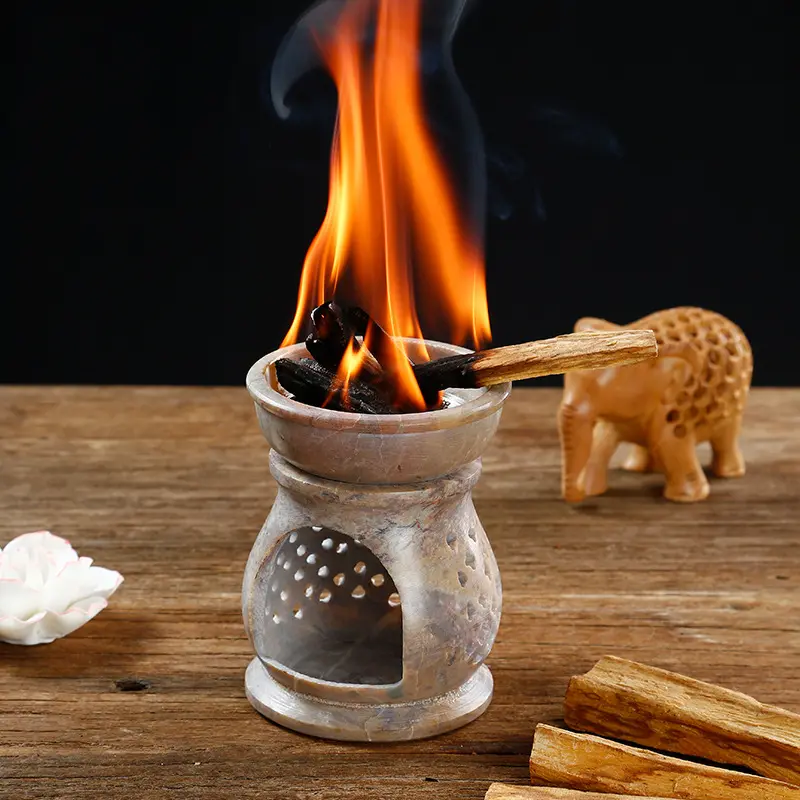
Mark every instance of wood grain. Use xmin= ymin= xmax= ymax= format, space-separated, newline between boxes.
xmin=0 ymin=387 xmax=798 ymax=799
xmin=472 ymin=330 xmax=658 ymax=385
xmin=529 ymin=725 xmax=800 ymax=799
xmin=486 ymin=785 xmax=672 ymax=799
xmin=564 ymin=655 xmax=800 ymax=785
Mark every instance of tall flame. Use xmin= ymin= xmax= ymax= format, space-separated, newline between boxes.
xmin=281 ymin=0 xmax=491 ymax=410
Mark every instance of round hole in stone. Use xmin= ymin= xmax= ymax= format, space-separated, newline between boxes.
xmin=260 ymin=527 xmax=402 ymax=686
xmin=464 ymin=550 xmax=476 ymax=570
xmin=666 ymin=409 xmax=680 ymax=423
xmin=458 ymin=571 xmax=468 ymax=587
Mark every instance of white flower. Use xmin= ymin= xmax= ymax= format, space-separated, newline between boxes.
xmin=0 ymin=531 xmax=123 ymax=646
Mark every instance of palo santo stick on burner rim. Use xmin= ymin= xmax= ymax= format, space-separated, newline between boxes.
xmin=564 ymin=656 xmax=800 ymax=786
xmin=529 ymin=724 xmax=799 ymax=800
xmin=414 ymin=329 xmax=658 ymax=392
xmin=485 ymin=785 xmax=674 ymax=799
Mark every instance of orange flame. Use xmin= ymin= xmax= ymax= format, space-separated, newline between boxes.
xmin=281 ymin=0 xmax=491 ymax=410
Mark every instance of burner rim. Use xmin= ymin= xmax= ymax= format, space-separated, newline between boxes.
xmin=246 ymin=338 xmax=510 ymax=434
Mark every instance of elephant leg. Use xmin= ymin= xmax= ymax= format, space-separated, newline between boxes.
xmin=710 ymin=417 xmax=746 ymax=478
xmin=621 ymin=444 xmax=654 ymax=473
xmin=583 ymin=421 xmax=620 ymax=496
xmin=653 ymin=430 xmax=709 ymax=503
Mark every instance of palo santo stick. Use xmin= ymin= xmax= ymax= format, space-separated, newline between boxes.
xmin=529 ymin=725 xmax=799 ymax=800
xmin=564 ymin=656 xmax=800 ymax=786
xmin=413 ymin=329 xmax=658 ymax=391
xmin=485 ymin=785 xmax=672 ymax=799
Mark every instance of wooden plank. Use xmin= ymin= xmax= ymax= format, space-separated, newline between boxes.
xmin=529 ymin=725 xmax=800 ymax=799
xmin=0 ymin=387 xmax=798 ymax=799
xmin=564 ymin=655 xmax=800 ymax=785
xmin=486 ymin=785 xmax=673 ymax=799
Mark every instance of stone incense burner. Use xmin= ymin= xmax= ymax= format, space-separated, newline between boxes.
xmin=242 ymin=339 xmax=509 ymax=741
xmin=241 ymin=327 xmax=657 ymax=741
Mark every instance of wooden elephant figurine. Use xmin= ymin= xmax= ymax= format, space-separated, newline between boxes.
xmin=558 ymin=307 xmax=753 ymax=503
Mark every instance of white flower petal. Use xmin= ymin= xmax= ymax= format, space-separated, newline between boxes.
xmin=42 ymin=560 xmax=123 ymax=613
xmin=0 ymin=610 xmax=47 ymax=646
xmin=0 ymin=548 xmax=32 ymax=581
xmin=0 ymin=580 xmax=42 ymax=621
xmin=0 ymin=532 xmax=123 ymax=645
xmin=43 ymin=597 xmax=110 ymax=640
xmin=2 ymin=531 xmax=79 ymax=565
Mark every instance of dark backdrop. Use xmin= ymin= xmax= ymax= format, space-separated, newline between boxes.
xmin=10 ymin=0 xmax=792 ymax=386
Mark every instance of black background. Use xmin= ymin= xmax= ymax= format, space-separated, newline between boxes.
xmin=10 ymin=0 xmax=792 ymax=386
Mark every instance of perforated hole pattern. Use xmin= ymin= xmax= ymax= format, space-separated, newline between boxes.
xmin=646 ymin=307 xmax=753 ymax=438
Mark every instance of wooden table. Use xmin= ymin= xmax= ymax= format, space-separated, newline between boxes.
xmin=1 ymin=387 xmax=798 ymax=799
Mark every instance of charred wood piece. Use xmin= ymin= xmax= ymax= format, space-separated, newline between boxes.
xmin=274 ymin=358 xmax=397 ymax=415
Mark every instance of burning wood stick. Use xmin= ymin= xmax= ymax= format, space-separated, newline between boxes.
xmin=485 ymin=786 xmax=672 ymax=800
xmin=529 ymin=725 xmax=799 ymax=800
xmin=564 ymin=656 xmax=800 ymax=786
xmin=273 ymin=358 xmax=397 ymax=415
xmin=413 ymin=330 xmax=658 ymax=392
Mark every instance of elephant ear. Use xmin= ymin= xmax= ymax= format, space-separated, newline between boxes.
xmin=573 ymin=317 xmax=621 ymax=333
xmin=658 ymin=341 xmax=703 ymax=372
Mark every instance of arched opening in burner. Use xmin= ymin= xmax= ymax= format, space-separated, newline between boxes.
xmin=260 ymin=527 xmax=402 ymax=685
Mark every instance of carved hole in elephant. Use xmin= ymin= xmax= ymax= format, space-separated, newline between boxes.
xmin=656 ymin=335 xmax=665 ymax=346
xmin=678 ymin=312 xmax=690 ymax=323
xmin=687 ymin=405 xmax=700 ymax=420
xmin=707 ymin=332 xmax=720 ymax=346
xmin=260 ymin=527 xmax=402 ymax=685
xmin=684 ymin=374 xmax=696 ymax=389
xmin=676 ymin=391 xmax=690 ymax=407
xmin=708 ymin=350 xmax=721 ymax=365
xmin=725 ymin=341 xmax=738 ymax=356
xmin=673 ymin=424 xmax=688 ymax=439
xmin=694 ymin=386 xmax=708 ymax=401
xmin=686 ymin=324 xmax=698 ymax=337
xmin=666 ymin=409 xmax=681 ymax=424
xmin=667 ymin=329 xmax=681 ymax=342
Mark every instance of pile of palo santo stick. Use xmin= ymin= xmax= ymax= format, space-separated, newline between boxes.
xmin=274 ymin=301 xmax=658 ymax=414
xmin=487 ymin=656 xmax=800 ymax=800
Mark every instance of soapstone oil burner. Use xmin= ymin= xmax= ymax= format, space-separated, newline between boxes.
xmin=242 ymin=339 xmax=510 ymax=741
